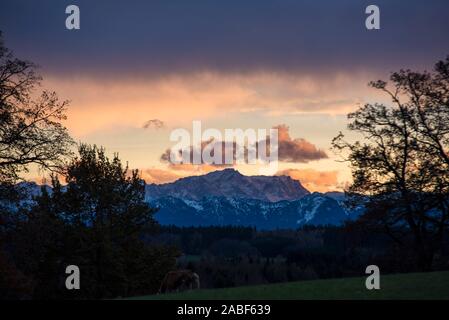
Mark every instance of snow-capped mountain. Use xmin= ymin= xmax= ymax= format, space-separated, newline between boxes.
xmin=145 ymin=168 xmax=309 ymax=202
xmin=151 ymin=192 xmax=359 ymax=229
xmin=6 ymin=170 xmax=360 ymax=229
xmin=144 ymin=169 xmax=359 ymax=229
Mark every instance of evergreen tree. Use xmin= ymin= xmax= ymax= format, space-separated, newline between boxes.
xmin=11 ymin=145 xmax=178 ymax=299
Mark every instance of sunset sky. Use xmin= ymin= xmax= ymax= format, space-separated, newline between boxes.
xmin=1 ymin=0 xmax=449 ymax=191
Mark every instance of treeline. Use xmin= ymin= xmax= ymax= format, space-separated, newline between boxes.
xmin=146 ymin=225 xmax=449 ymax=289
xmin=0 ymin=34 xmax=180 ymax=299
xmin=0 ymin=146 xmax=179 ymax=299
xmin=147 ymin=225 xmax=255 ymax=255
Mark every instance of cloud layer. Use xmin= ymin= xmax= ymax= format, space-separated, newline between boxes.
xmin=159 ymin=124 xmax=326 ymax=166
xmin=1 ymin=0 xmax=448 ymax=78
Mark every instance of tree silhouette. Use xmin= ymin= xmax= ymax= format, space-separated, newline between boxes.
xmin=9 ymin=145 xmax=178 ymax=299
xmin=333 ymin=57 xmax=449 ymax=270
xmin=0 ymin=31 xmax=75 ymax=296
xmin=0 ymin=31 xmax=74 ymax=184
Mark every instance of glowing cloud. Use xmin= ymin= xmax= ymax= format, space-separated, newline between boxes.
xmin=276 ymin=168 xmax=339 ymax=192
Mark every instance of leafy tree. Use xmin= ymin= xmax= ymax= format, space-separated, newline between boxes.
xmin=0 ymin=31 xmax=74 ymax=184
xmin=333 ymin=57 xmax=449 ymax=270
xmin=0 ymin=31 xmax=74 ymax=298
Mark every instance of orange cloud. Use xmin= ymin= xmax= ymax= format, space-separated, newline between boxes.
xmin=43 ymin=72 xmax=377 ymax=138
xmin=166 ymin=163 xmax=225 ymax=173
xmin=143 ymin=119 xmax=165 ymax=129
xmin=140 ymin=168 xmax=181 ymax=184
xmin=276 ymin=168 xmax=339 ymax=192
xmin=141 ymin=165 xmax=224 ymax=184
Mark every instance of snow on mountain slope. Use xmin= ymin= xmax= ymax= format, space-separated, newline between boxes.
xmin=4 ymin=171 xmax=359 ymax=230
xmin=151 ymin=192 xmax=359 ymax=230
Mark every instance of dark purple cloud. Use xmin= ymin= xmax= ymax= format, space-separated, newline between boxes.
xmin=1 ymin=0 xmax=448 ymax=78
xmin=160 ymin=139 xmax=237 ymax=167
xmin=255 ymin=125 xmax=328 ymax=163
xmin=275 ymin=125 xmax=327 ymax=162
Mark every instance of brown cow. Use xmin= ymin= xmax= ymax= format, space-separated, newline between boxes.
xmin=158 ymin=270 xmax=200 ymax=294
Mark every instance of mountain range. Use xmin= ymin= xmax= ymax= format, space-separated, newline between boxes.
xmin=145 ymin=168 xmax=361 ymax=229
xmin=7 ymin=169 xmax=361 ymax=229
xmin=145 ymin=169 xmax=309 ymax=202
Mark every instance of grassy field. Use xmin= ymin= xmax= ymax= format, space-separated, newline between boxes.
xmin=129 ymin=271 xmax=449 ymax=300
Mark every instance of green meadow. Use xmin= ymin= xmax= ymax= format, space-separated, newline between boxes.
xmin=129 ymin=271 xmax=449 ymax=300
